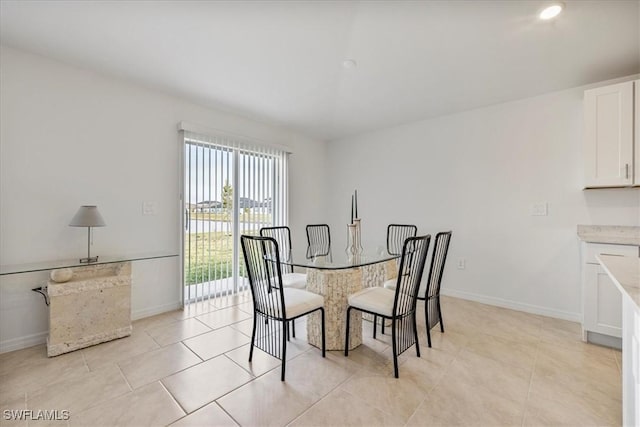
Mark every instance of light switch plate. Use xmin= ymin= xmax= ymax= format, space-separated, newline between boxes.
xmin=142 ymin=201 xmax=157 ymax=216
xmin=531 ymin=202 xmax=548 ymax=216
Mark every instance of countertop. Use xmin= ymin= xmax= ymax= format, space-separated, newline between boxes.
xmin=597 ymin=254 xmax=640 ymax=310
xmin=577 ymin=225 xmax=640 ymax=246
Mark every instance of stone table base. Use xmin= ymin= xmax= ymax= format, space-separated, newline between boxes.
xmin=306 ymin=259 xmax=397 ymax=351
xmin=47 ymin=262 xmax=132 ymax=357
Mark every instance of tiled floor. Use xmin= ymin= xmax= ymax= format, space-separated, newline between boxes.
xmin=0 ymin=295 xmax=622 ymax=426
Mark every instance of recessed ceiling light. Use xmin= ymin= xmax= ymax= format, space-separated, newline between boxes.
xmin=539 ymin=3 xmax=563 ymax=20
xmin=343 ymin=59 xmax=357 ymax=69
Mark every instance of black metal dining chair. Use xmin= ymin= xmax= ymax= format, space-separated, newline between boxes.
xmin=384 ymin=231 xmax=452 ymax=347
xmin=376 ymin=224 xmax=418 ymax=334
xmin=241 ymin=235 xmax=326 ymax=381
xmin=345 ymin=235 xmax=431 ymax=378
xmin=259 ymin=226 xmax=307 ymax=289
xmin=419 ymin=231 xmax=452 ymax=347
xmin=386 ymin=224 xmax=418 ymax=255
xmin=305 ymin=224 xmax=331 ymax=259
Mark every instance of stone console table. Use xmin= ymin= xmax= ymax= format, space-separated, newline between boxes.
xmin=0 ymin=253 xmax=178 ymax=357
xmin=47 ymin=262 xmax=132 ymax=356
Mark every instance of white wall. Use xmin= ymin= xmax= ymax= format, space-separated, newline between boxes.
xmin=327 ymin=78 xmax=640 ymax=321
xmin=0 ymin=46 xmax=327 ymax=352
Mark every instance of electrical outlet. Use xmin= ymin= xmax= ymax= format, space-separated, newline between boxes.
xmin=457 ymin=258 xmax=466 ymax=269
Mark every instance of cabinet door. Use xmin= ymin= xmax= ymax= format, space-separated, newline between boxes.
xmin=584 ymin=263 xmax=622 ymax=337
xmin=584 ymin=81 xmax=634 ymax=188
xmin=635 ymin=80 xmax=640 ymax=186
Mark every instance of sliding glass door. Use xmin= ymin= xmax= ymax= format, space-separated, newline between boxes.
xmin=182 ymin=131 xmax=288 ymax=305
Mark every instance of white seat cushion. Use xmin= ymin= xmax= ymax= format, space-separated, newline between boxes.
xmin=348 ymin=287 xmax=395 ymax=317
xmin=282 ymin=272 xmax=307 ymax=289
xmin=283 ymin=288 xmax=324 ymax=319
xmin=383 ymin=278 xmax=396 ymax=291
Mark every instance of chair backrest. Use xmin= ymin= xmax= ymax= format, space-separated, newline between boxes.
xmin=306 ymin=224 xmax=331 ymax=258
xmin=422 ymin=231 xmax=452 ymax=330
xmin=387 ymin=224 xmax=418 ymax=256
xmin=392 ymin=234 xmax=431 ymax=318
xmin=424 ymin=231 xmax=452 ymax=300
xmin=240 ymin=235 xmax=286 ymax=320
xmin=260 ymin=226 xmax=293 ymax=274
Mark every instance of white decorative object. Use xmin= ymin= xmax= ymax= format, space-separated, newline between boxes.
xmin=50 ymin=268 xmax=73 ymax=283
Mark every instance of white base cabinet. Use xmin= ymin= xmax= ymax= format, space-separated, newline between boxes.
xmin=581 ymin=243 xmax=638 ymax=343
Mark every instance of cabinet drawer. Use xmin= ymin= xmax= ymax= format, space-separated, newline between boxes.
xmin=583 ymin=243 xmax=638 ymax=265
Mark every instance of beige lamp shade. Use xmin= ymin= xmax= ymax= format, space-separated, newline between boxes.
xmin=69 ymin=206 xmax=106 ymax=227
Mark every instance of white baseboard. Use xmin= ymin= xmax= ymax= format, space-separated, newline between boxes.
xmin=132 ymin=301 xmax=182 ymax=321
xmin=0 ymin=331 xmax=48 ymax=354
xmin=441 ymin=288 xmax=581 ymax=323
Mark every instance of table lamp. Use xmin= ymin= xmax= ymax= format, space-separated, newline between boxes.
xmin=69 ymin=205 xmax=106 ymax=263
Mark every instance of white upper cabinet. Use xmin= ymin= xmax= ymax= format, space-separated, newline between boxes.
xmin=583 ymin=80 xmax=634 ymax=188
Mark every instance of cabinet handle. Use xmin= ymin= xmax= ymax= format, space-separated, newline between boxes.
xmin=625 ymin=163 xmax=629 ymax=179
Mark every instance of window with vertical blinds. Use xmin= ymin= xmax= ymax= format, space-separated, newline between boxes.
xmin=181 ymin=128 xmax=289 ymax=305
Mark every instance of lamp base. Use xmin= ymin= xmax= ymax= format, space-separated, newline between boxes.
xmin=79 ymin=256 xmax=99 ymax=263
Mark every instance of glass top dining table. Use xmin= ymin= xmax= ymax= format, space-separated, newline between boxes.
xmin=280 ymin=246 xmax=400 ymax=351
xmin=280 ymin=247 xmax=400 ymax=270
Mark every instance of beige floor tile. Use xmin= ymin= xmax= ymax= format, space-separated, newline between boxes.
xmin=146 ymin=318 xmax=212 ymax=347
xmin=524 ymin=389 xmax=621 ymax=426
xmin=81 ymin=332 xmax=160 ymax=371
xmin=537 ymin=325 xmax=615 ymax=358
xmin=462 ymin=332 xmax=538 ymax=370
xmin=195 ymin=307 xmax=252 ymax=330
xmin=70 ymin=382 xmax=185 ymax=427
xmin=0 ymin=392 xmax=26 ymax=427
xmin=361 ymin=323 xmax=392 ymax=353
xmin=540 ymin=316 xmax=582 ymax=334
xmin=236 ymin=301 xmax=254 ymax=315
xmin=445 ymin=348 xmax=532 ymax=405
xmin=183 ymin=326 xmax=250 ymax=360
xmin=395 ymin=345 xmax=456 ymax=394
xmin=406 ymin=380 xmax=524 ymax=426
xmin=173 ymin=301 xmax=217 ymax=320
xmin=535 ymin=341 xmax=619 ymax=385
xmin=274 ymin=350 xmax=357 ymax=397
xmin=341 ymin=343 xmax=394 ymax=374
xmin=416 ymin=327 xmax=469 ymax=355
xmin=530 ymin=353 xmax=621 ymax=424
xmin=229 ymin=318 xmax=255 ymax=337
xmin=119 ymin=343 xmax=202 ymax=389
xmin=162 ymin=355 xmax=252 ymax=414
xmin=211 ymin=293 xmax=252 ymax=309
xmin=290 ymin=388 xmax=405 ymax=427
xmin=0 ymin=351 xmax=88 ymax=403
xmin=223 ymin=344 xmax=282 ymax=377
xmin=217 ymin=368 xmax=319 ymax=427
xmin=26 ymin=363 xmax=130 ymax=416
xmin=0 ymin=345 xmax=50 ymax=376
xmin=24 ymin=417 xmax=68 ymax=427
xmin=0 ymin=295 xmax=625 ymax=427
xmin=338 ymin=371 xmax=427 ymax=421
xmin=614 ymin=349 xmax=622 ymax=373
xmin=132 ymin=311 xmax=181 ymax=332
xmin=170 ymin=402 xmax=238 ymax=427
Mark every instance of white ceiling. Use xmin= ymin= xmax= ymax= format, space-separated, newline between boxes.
xmin=1 ymin=1 xmax=639 ymax=141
